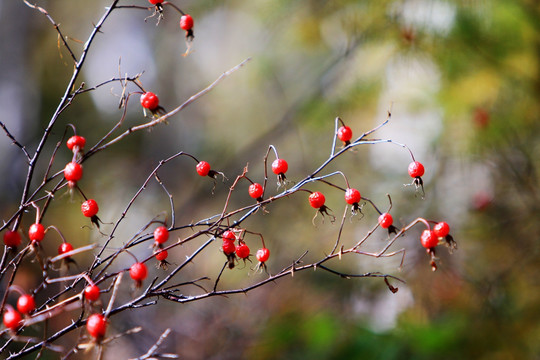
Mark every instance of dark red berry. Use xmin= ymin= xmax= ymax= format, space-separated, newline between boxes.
xmin=58 ymin=242 xmax=74 ymax=256
xmin=81 ymin=199 xmax=99 ymax=217
xmin=378 ymin=213 xmax=393 ymax=229
xmin=248 ymin=183 xmax=264 ymax=199
xmin=129 ymin=262 xmax=148 ymax=282
xmin=271 ymin=159 xmax=288 ymax=175
xmin=3 ymin=309 xmax=22 ymax=330
xmin=344 ymin=188 xmax=361 ymax=205
xmin=17 ymin=294 xmax=36 ymax=315
xmin=308 ymin=192 xmax=326 ymax=209
xmin=420 ymin=229 xmax=438 ymax=249
xmin=140 ymin=92 xmax=160 ymax=111
xmin=155 ymin=249 xmax=168 ymax=261
xmin=196 ymin=161 xmax=211 ymax=177
xmin=3 ymin=230 xmax=21 ymax=247
xmin=67 ymin=135 xmax=86 ymax=151
xmin=408 ymin=161 xmax=425 ymax=178
xmin=180 ymin=14 xmax=194 ymax=31
xmin=64 ymin=162 xmax=83 ymax=182
xmin=28 ymin=223 xmax=45 ymax=242
xmin=84 ymin=285 xmax=100 ymax=302
xmin=235 ymin=243 xmax=250 ymax=259
xmin=222 ymin=240 xmax=236 ymax=255
xmin=256 ymin=248 xmax=270 ymax=263
xmin=337 ymin=126 xmax=353 ymax=142
xmin=153 ymin=226 xmax=169 ymax=244
xmin=86 ymin=313 xmax=107 ymax=339
xmin=433 ymin=222 xmax=450 ymax=238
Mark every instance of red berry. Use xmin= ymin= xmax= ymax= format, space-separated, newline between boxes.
xmin=378 ymin=213 xmax=393 ymax=229
xmin=28 ymin=223 xmax=45 ymax=242
xmin=271 ymin=159 xmax=288 ymax=175
xmin=64 ymin=162 xmax=83 ymax=182
xmin=148 ymin=0 xmax=163 ymax=4
xmin=3 ymin=309 xmax=22 ymax=330
xmin=17 ymin=294 xmax=36 ymax=315
xmin=256 ymin=248 xmax=270 ymax=263
xmin=81 ymin=199 xmax=99 ymax=217
xmin=155 ymin=249 xmax=168 ymax=261
xmin=222 ymin=230 xmax=236 ymax=242
xmin=433 ymin=222 xmax=450 ymax=238
xmin=180 ymin=14 xmax=194 ymax=31
xmin=235 ymin=243 xmax=250 ymax=259
xmin=337 ymin=126 xmax=353 ymax=142
xmin=420 ymin=229 xmax=438 ymax=249
xmin=222 ymin=240 xmax=236 ymax=255
xmin=3 ymin=230 xmax=21 ymax=247
xmin=308 ymin=191 xmax=326 ymax=209
xmin=58 ymin=242 xmax=74 ymax=255
xmin=140 ymin=92 xmax=160 ymax=111
xmin=86 ymin=313 xmax=107 ymax=339
xmin=408 ymin=161 xmax=425 ymax=178
xmin=84 ymin=285 xmax=100 ymax=302
xmin=66 ymin=135 xmax=86 ymax=151
xmin=344 ymin=188 xmax=361 ymax=204
xmin=196 ymin=161 xmax=211 ymax=177
xmin=153 ymin=226 xmax=169 ymax=244
xmin=129 ymin=262 xmax=148 ymax=282
xmin=248 ymin=183 xmax=264 ymax=199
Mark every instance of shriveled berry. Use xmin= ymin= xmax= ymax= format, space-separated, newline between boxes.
xmin=155 ymin=249 xmax=168 ymax=261
xmin=84 ymin=285 xmax=100 ymax=302
xmin=86 ymin=313 xmax=107 ymax=339
xmin=140 ymin=92 xmax=160 ymax=111
xmin=29 ymin=223 xmax=45 ymax=242
xmin=308 ymin=191 xmax=326 ymax=209
xmin=271 ymin=159 xmax=288 ymax=175
xmin=378 ymin=213 xmax=393 ymax=229
xmin=64 ymin=162 xmax=83 ymax=182
xmin=256 ymin=248 xmax=270 ymax=263
xmin=248 ymin=183 xmax=264 ymax=199
xmin=196 ymin=161 xmax=211 ymax=177
xmin=408 ymin=161 xmax=425 ymax=178
xmin=67 ymin=135 xmax=86 ymax=151
xmin=129 ymin=262 xmax=148 ymax=282
xmin=433 ymin=222 xmax=450 ymax=238
xmin=344 ymin=188 xmax=361 ymax=205
xmin=235 ymin=243 xmax=250 ymax=259
xmin=222 ymin=240 xmax=236 ymax=255
xmin=3 ymin=309 xmax=22 ymax=331
xmin=58 ymin=242 xmax=74 ymax=256
xmin=153 ymin=226 xmax=169 ymax=244
xmin=3 ymin=230 xmax=21 ymax=247
xmin=81 ymin=199 xmax=99 ymax=217
xmin=420 ymin=229 xmax=438 ymax=249
xmin=180 ymin=14 xmax=194 ymax=31
xmin=337 ymin=126 xmax=353 ymax=142
xmin=17 ymin=294 xmax=36 ymax=315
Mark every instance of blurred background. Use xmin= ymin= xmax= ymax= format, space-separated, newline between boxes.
xmin=1 ymin=0 xmax=539 ymax=359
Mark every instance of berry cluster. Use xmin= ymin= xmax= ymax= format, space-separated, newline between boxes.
xmin=0 ymin=3 xmax=458 ymax=357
